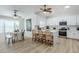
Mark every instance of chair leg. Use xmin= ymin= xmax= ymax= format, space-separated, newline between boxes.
xmin=22 ymin=36 xmax=24 ymax=40
xmin=14 ymin=39 xmax=15 ymax=43
xmin=49 ymin=41 xmax=53 ymax=46
xmin=8 ymin=38 xmax=10 ymax=44
xmin=32 ymin=38 xmax=35 ymax=41
xmin=12 ymin=39 xmax=15 ymax=43
xmin=23 ymin=37 xmax=24 ymax=40
xmin=41 ymin=39 xmax=43 ymax=43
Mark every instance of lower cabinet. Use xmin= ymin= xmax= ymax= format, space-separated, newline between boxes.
xmin=67 ymin=30 xmax=79 ymax=39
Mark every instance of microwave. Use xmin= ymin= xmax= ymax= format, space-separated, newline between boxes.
xmin=59 ymin=21 xmax=67 ymax=25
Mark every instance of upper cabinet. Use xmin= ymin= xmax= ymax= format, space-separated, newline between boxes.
xmin=67 ymin=16 xmax=76 ymax=25
xmin=47 ymin=15 xmax=79 ymax=26
xmin=76 ymin=16 xmax=79 ymax=25
xmin=58 ymin=16 xmax=76 ymax=25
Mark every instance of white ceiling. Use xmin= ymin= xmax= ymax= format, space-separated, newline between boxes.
xmin=0 ymin=5 xmax=79 ymax=18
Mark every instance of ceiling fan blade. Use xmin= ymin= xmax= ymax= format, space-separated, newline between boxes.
xmin=39 ymin=5 xmax=52 ymax=14
xmin=47 ymin=11 xmax=52 ymax=13
xmin=49 ymin=11 xmax=52 ymax=13
xmin=47 ymin=8 xmax=52 ymax=11
xmin=40 ymin=8 xmax=47 ymax=12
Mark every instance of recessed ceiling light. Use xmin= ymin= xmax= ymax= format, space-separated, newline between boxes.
xmin=64 ymin=6 xmax=70 ymax=8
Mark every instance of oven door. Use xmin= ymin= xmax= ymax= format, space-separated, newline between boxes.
xmin=59 ymin=30 xmax=67 ymax=36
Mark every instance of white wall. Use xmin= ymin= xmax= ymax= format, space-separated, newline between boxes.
xmin=36 ymin=15 xmax=47 ymax=27
xmin=19 ymin=18 xmax=25 ymax=31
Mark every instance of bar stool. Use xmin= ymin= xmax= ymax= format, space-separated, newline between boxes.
xmin=35 ymin=32 xmax=39 ymax=41
xmin=46 ymin=31 xmax=53 ymax=45
xmin=38 ymin=31 xmax=43 ymax=42
xmin=32 ymin=30 xmax=36 ymax=41
xmin=42 ymin=32 xmax=46 ymax=43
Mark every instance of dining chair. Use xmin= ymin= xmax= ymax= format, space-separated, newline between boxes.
xmin=11 ymin=33 xmax=17 ymax=43
xmin=5 ymin=32 xmax=13 ymax=44
xmin=22 ymin=30 xmax=25 ymax=40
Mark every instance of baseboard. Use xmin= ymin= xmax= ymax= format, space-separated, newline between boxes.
xmin=67 ymin=37 xmax=79 ymax=40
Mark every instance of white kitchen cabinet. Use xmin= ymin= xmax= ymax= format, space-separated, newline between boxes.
xmin=67 ymin=16 xmax=76 ymax=25
xmin=67 ymin=28 xmax=79 ymax=39
xmin=76 ymin=16 xmax=79 ymax=25
xmin=75 ymin=31 xmax=79 ymax=39
xmin=57 ymin=16 xmax=76 ymax=26
xmin=48 ymin=16 xmax=77 ymax=26
xmin=67 ymin=30 xmax=75 ymax=39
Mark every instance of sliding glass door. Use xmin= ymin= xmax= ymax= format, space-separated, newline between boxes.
xmin=0 ymin=20 xmax=4 ymax=36
xmin=0 ymin=19 xmax=19 ymax=38
xmin=5 ymin=20 xmax=15 ymax=33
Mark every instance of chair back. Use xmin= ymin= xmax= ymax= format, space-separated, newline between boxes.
xmin=32 ymin=30 xmax=36 ymax=38
xmin=22 ymin=30 xmax=25 ymax=36
xmin=46 ymin=31 xmax=53 ymax=41
xmin=38 ymin=31 xmax=43 ymax=39
xmin=5 ymin=32 xmax=13 ymax=40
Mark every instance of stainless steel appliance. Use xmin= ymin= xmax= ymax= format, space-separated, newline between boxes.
xmin=59 ymin=21 xmax=67 ymax=37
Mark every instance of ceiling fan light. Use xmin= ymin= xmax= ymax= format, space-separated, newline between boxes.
xmin=43 ymin=11 xmax=47 ymax=14
xmin=65 ymin=6 xmax=70 ymax=8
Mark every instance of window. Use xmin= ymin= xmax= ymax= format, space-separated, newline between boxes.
xmin=0 ymin=19 xmax=19 ymax=34
xmin=0 ymin=20 xmax=4 ymax=34
xmin=26 ymin=19 xmax=32 ymax=31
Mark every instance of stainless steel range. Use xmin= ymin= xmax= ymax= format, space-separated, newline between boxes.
xmin=59 ymin=27 xmax=67 ymax=36
xmin=59 ymin=21 xmax=67 ymax=37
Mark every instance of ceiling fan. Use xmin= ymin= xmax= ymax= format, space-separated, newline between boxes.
xmin=40 ymin=5 xmax=52 ymax=13
xmin=13 ymin=9 xmax=22 ymax=19
xmin=13 ymin=9 xmax=18 ymax=17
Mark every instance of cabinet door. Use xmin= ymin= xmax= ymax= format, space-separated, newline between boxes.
xmin=67 ymin=30 xmax=76 ymax=39
xmin=58 ymin=16 xmax=67 ymax=26
xmin=77 ymin=16 xmax=79 ymax=25
xmin=67 ymin=30 xmax=73 ymax=38
xmin=67 ymin=16 xmax=76 ymax=25
xmin=75 ymin=31 xmax=79 ymax=39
